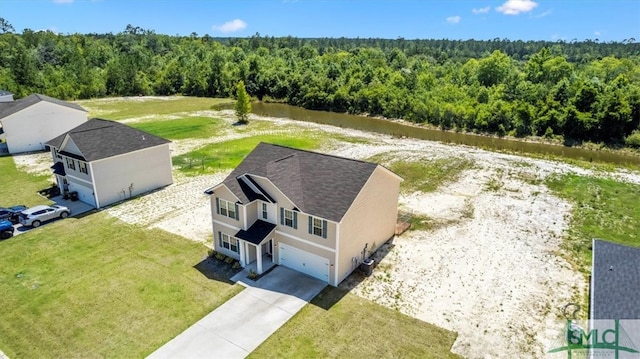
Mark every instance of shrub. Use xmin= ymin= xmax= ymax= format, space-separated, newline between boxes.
xmin=625 ymin=130 xmax=640 ymax=148
xmin=224 ymin=256 xmax=234 ymax=264
xmin=208 ymin=249 xmax=217 ymax=258
xmin=215 ymin=253 xmax=225 ymax=261
xmin=248 ymin=269 xmax=258 ymax=279
xmin=232 ymin=261 xmax=241 ymax=269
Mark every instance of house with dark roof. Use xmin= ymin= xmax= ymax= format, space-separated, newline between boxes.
xmin=0 ymin=93 xmax=87 ymax=154
xmin=46 ymin=119 xmax=173 ymax=208
xmin=204 ymin=142 xmax=402 ymax=286
xmin=590 ymin=239 xmax=640 ymax=320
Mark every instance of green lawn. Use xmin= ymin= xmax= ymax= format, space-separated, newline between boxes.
xmin=0 ymin=156 xmax=53 ymax=207
xmin=0 ymin=213 xmax=242 ymax=358
xmin=174 ymin=133 xmax=325 ymax=175
xmin=250 ymin=287 xmax=460 ymax=359
xmin=76 ymin=96 xmax=233 ymax=120
xmin=128 ymin=116 xmax=225 ymax=140
xmin=546 ymin=174 xmax=640 ymax=272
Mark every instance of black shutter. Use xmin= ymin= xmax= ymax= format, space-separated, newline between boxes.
xmin=215 ymin=198 xmax=220 ymax=215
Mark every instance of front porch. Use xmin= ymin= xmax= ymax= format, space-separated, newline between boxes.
xmin=231 ymin=253 xmax=276 ymax=284
xmin=235 ymin=219 xmax=277 ymax=276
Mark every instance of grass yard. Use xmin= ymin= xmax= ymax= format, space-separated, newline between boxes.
xmin=127 ymin=116 xmax=224 ymax=140
xmin=0 ymin=213 xmax=242 ymax=358
xmin=174 ymin=133 xmax=325 ymax=175
xmin=250 ymin=287 xmax=460 ymax=359
xmin=546 ymin=174 xmax=640 ymax=272
xmin=369 ymin=155 xmax=474 ymax=194
xmin=76 ymin=96 xmax=233 ymax=120
xmin=0 ymin=156 xmax=53 ymax=207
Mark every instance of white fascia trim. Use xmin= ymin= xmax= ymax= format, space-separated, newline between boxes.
xmin=204 ymin=183 xmax=242 ymax=202
xmin=213 ymin=219 xmax=241 ymax=232
xmin=334 ymin=225 xmax=340 ymax=286
xmin=276 ymin=230 xmax=336 ymax=253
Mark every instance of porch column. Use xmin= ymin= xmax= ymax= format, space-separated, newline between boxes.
xmin=239 ymin=240 xmax=246 ymax=267
xmin=256 ymin=244 xmax=263 ymax=274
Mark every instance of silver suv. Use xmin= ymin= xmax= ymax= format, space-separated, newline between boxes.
xmin=19 ymin=205 xmax=70 ymax=228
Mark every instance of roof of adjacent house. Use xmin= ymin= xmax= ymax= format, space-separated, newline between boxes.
xmin=46 ymin=118 xmax=171 ymax=162
xmin=214 ymin=142 xmax=397 ymax=223
xmin=0 ymin=93 xmax=86 ymax=119
xmin=0 ymin=90 xmax=12 ymax=96
xmin=591 ymin=239 xmax=640 ymax=320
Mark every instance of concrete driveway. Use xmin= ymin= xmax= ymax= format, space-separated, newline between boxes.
xmin=147 ymin=266 xmax=327 ymax=359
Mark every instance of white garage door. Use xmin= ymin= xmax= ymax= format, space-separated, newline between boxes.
xmin=69 ymin=182 xmax=96 ymax=207
xmin=278 ymin=243 xmax=329 ymax=282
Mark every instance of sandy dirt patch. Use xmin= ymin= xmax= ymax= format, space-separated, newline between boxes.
xmin=13 ymin=101 xmax=640 ymax=358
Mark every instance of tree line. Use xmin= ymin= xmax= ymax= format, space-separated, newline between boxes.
xmin=1 ymin=20 xmax=639 ymax=146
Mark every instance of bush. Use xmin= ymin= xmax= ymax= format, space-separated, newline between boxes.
xmin=215 ymin=253 xmax=225 ymax=261
xmin=232 ymin=261 xmax=241 ymax=269
xmin=625 ymin=130 xmax=640 ymax=148
xmin=248 ymin=269 xmax=258 ymax=279
xmin=208 ymin=249 xmax=217 ymax=258
xmin=224 ymin=256 xmax=234 ymax=264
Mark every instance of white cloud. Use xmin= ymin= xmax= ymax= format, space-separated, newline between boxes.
xmin=53 ymin=0 xmax=73 ymax=3
xmin=594 ymin=31 xmax=601 ymax=36
xmin=496 ymin=0 xmax=538 ymax=15
xmin=212 ymin=19 xmax=247 ymax=33
xmin=446 ymin=16 xmax=461 ymax=24
xmin=472 ymin=6 xmax=491 ymax=14
xmin=535 ymin=9 xmax=552 ymax=18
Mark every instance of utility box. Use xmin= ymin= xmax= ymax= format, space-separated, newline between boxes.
xmin=360 ymin=258 xmax=375 ymax=276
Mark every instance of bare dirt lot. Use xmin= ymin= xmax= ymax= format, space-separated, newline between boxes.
xmin=14 ymin=101 xmax=640 ymax=359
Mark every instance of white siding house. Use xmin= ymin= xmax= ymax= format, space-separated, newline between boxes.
xmin=46 ymin=119 xmax=173 ymax=208
xmin=0 ymin=94 xmax=87 ymax=154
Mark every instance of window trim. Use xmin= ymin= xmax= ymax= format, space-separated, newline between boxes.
xmin=79 ymin=161 xmax=88 ymax=174
xmin=218 ymin=231 xmax=239 ymax=253
xmin=216 ymin=198 xmax=239 ymax=220
xmin=308 ymin=216 xmax=328 ymax=238
xmin=66 ymin=157 xmax=76 ymax=170
xmin=280 ymin=207 xmax=298 ymax=229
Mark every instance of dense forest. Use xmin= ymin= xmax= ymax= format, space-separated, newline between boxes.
xmin=1 ymin=19 xmax=640 ymax=146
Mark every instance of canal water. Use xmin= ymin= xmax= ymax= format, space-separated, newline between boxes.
xmin=239 ymin=102 xmax=640 ymax=167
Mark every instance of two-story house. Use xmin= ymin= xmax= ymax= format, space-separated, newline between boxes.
xmin=205 ymin=142 xmax=402 ymax=286
xmin=46 ymin=118 xmax=173 ymax=208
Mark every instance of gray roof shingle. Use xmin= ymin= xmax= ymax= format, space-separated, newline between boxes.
xmin=591 ymin=239 xmax=640 ymax=319
xmin=0 ymin=94 xmax=86 ymax=119
xmin=220 ymin=142 xmax=383 ymax=222
xmin=46 ymin=118 xmax=171 ymax=162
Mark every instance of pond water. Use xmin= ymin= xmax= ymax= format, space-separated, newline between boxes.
xmin=234 ymin=102 xmax=640 ymax=167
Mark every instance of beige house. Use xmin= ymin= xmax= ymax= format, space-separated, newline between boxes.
xmin=0 ymin=93 xmax=87 ymax=154
xmin=46 ymin=119 xmax=173 ymax=208
xmin=205 ymin=142 xmax=402 ymax=286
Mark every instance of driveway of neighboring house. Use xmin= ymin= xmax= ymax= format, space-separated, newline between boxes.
xmin=147 ymin=266 xmax=327 ymax=359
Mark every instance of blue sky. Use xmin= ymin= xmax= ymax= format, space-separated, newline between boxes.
xmin=1 ymin=0 xmax=639 ymax=41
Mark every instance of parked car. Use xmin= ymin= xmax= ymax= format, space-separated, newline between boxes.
xmin=0 ymin=205 xmax=27 ymax=224
xmin=19 ymin=205 xmax=70 ymax=228
xmin=0 ymin=220 xmax=14 ymax=239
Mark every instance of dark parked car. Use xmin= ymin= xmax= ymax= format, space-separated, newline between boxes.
xmin=0 ymin=205 xmax=27 ymax=224
xmin=0 ymin=219 xmax=14 ymax=239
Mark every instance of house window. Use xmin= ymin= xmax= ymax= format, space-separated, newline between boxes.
xmin=218 ymin=232 xmax=239 ymax=253
xmin=66 ymin=157 xmax=76 ymax=170
xmin=79 ymin=162 xmax=88 ymax=174
xmin=261 ymin=203 xmax=268 ymax=220
xmin=280 ymin=208 xmax=297 ymax=229
xmin=216 ymin=198 xmax=238 ymax=220
xmin=309 ymin=216 xmax=328 ymax=238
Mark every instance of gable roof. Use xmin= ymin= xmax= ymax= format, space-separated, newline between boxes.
xmin=46 ymin=118 xmax=171 ymax=162
xmin=0 ymin=93 xmax=86 ymax=119
xmin=590 ymin=239 xmax=640 ymax=319
xmin=216 ymin=142 xmax=393 ymax=222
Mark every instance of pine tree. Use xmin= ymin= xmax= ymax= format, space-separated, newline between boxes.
xmin=234 ymin=80 xmax=251 ymax=125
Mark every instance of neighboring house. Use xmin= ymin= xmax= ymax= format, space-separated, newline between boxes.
xmin=590 ymin=239 xmax=640 ymax=320
xmin=0 ymin=93 xmax=87 ymax=154
xmin=204 ymin=142 xmax=402 ymax=286
xmin=46 ymin=118 xmax=173 ymax=208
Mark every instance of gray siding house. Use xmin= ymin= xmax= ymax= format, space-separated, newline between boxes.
xmin=46 ymin=119 xmax=173 ymax=208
